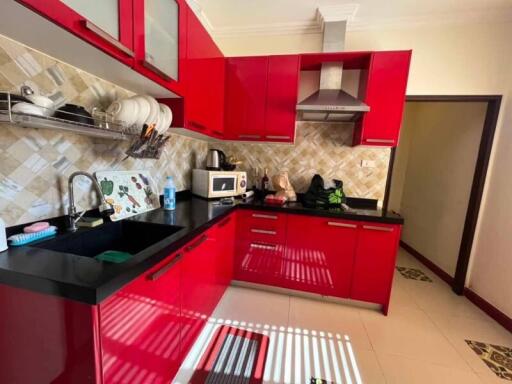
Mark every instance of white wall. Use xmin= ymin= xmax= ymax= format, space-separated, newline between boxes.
xmin=213 ymin=21 xmax=512 ymax=317
xmin=394 ymin=102 xmax=487 ymax=276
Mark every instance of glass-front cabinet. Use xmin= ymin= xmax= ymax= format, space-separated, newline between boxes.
xmin=61 ymin=0 xmax=120 ymax=39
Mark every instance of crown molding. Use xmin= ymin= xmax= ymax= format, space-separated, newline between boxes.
xmin=316 ymin=4 xmax=360 ymax=31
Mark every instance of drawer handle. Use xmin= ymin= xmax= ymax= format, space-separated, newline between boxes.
xmin=364 ymin=139 xmax=395 ymax=144
xmin=250 ymin=243 xmax=277 ymax=250
xmin=141 ymin=59 xmax=172 ymax=81
xmin=82 ymin=20 xmax=134 ymax=57
xmin=148 ymin=253 xmax=183 ymax=281
xmin=328 ymin=222 xmax=357 ymax=229
xmin=265 ymin=135 xmax=291 ymax=140
xmin=189 ymin=121 xmax=207 ymax=131
xmin=251 ymin=229 xmax=277 ymax=235
xmin=363 ymin=225 xmax=394 ymax=232
xmin=218 ymin=216 xmax=232 ymax=228
xmin=238 ymin=134 xmax=261 ymax=139
xmin=252 ymin=213 xmax=278 ymax=220
xmin=186 ymin=235 xmax=208 ymax=252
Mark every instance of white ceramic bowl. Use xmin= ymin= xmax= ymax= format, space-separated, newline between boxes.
xmin=26 ymin=95 xmax=54 ymax=110
xmin=106 ymin=98 xmax=139 ymax=126
xmin=130 ymin=96 xmax=151 ymax=127
xmin=142 ymin=95 xmax=160 ymax=127
xmin=158 ymin=103 xmax=173 ymax=133
xmin=12 ymin=102 xmax=46 ymax=117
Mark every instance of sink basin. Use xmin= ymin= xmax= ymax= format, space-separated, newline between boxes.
xmin=33 ymin=220 xmax=184 ymax=258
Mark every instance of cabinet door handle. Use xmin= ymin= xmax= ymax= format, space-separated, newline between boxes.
xmin=265 ymin=135 xmax=291 ymax=140
xmin=148 ymin=253 xmax=183 ymax=281
xmin=328 ymin=222 xmax=357 ymax=229
xmin=189 ymin=121 xmax=207 ymax=131
xmin=252 ymin=213 xmax=278 ymax=220
xmin=213 ymin=130 xmax=224 ymax=136
xmin=141 ymin=59 xmax=172 ymax=81
xmin=250 ymin=243 xmax=277 ymax=250
xmin=251 ymin=229 xmax=277 ymax=235
xmin=186 ymin=235 xmax=208 ymax=252
xmin=82 ymin=20 xmax=134 ymax=57
xmin=238 ymin=134 xmax=261 ymax=139
xmin=364 ymin=138 xmax=395 ymax=144
xmin=218 ymin=216 xmax=231 ymax=228
xmin=363 ymin=225 xmax=394 ymax=232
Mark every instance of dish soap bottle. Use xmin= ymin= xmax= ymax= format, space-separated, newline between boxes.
xmin=163 ymin=176 xmax=176 ymax=211
xmin=0 ymin=217 xmax=7 ymax=252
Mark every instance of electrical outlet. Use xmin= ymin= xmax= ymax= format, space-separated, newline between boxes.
xmin=361 ymin=160 xmax=376 ymax=168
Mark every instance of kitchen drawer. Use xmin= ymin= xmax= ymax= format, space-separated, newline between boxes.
xmin=238 ymin=210 xmax=287 ymax=241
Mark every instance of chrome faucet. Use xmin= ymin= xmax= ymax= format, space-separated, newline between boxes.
xmin=67 ymin=171 xmax=113 ymax=232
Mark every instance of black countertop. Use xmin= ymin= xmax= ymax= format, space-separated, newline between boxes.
xmin=0 ymin=196 xmax=402 ymax=305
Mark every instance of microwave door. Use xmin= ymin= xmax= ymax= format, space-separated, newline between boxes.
xmin=211 ymin=176 xmax=236 ymax=194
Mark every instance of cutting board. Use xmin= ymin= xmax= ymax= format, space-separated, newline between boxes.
xmin=95 ymin=170 xmax=160 ymax=221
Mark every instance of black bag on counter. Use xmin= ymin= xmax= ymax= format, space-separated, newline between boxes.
xmin=303 ymin=174 xmax=346 ymax=208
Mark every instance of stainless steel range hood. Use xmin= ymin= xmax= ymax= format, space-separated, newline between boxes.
xmin=297 ymin=19 xmax=369 ymax=122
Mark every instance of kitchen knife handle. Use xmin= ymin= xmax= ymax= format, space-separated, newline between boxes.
xmin=148 ymin=253 xmax=183 ymax=281
xmin=186 ymin=234 xmax=208 ymax=252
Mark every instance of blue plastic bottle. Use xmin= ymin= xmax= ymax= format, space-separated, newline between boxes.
xmin=163 ymin=176 xmax=176 ymax=210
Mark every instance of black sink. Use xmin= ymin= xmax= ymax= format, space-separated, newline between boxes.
xmin=33 ymin=220 xmax=184 ymax=258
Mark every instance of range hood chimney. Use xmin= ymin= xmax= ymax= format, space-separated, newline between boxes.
xmin=297 ymin=11 xmax=369 ymax=122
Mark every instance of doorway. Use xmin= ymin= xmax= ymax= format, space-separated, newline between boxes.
xmin=384 ymin=95 xmax=501 ymax=295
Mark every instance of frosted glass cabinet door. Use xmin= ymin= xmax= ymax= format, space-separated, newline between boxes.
xmin=144 ymin=0 xmax=179 ymax=80
xmin=61 ymin=0 xmax=120 ymax=39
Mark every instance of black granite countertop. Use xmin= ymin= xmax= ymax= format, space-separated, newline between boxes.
xmin=0 ymin=195 xmax=402 ymax=305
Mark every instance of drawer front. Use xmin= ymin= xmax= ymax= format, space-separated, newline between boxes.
xmin=238 ymin=210 xmax=287 ymax=242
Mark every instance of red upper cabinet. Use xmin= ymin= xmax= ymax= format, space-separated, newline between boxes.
xmin=353 ymin=51 xmax=412 ymax=146
xmin=17 ymin=0 xmax=135 ymax=66
xmin=224 ymin=56 xmax=269 ymax=141
xmin=264 ymin=55 xmax=301 ymax=142
xmin=350 ymin=223 xmax=401 ymax=314
xmin=133 ymin=0 xmax=185 ymax=94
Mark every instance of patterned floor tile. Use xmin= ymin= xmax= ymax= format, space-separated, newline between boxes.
xmin=466 ymin=340 xmax=512 ymax=380
xmin=396 ymin=266 xmax=433 ymax=282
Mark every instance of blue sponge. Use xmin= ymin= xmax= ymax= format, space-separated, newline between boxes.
xmin=8 ymin=226 xmax=58 ymax=246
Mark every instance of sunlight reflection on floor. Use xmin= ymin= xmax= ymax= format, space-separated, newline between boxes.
xmin=175 ymin=316 xmax=363 ymax=384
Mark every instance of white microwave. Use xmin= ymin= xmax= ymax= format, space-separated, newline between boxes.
xmin=192 ymin=169 xmax=247 ymax=198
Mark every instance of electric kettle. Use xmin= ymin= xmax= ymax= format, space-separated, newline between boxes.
xmin=206 ymin=149 xmax=226 ymax=170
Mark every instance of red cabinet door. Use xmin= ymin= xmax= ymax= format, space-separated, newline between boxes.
xmin=183 ymin=6 xmax=225 ymax=136
xmin=99 ymin=252 xmax=182 ymax=384
xmin=265 ymin=55 xmax=300 ymax=142
xmin=350 ymin=223 xmax=401 ymax=314
xmin=180 ymin=232 xmax=219 ymax=358
xmin=353 ymin=51 xmax=411 ymax=147
xmin=224 ymin=57 xmax=268 ymax=141
xmin=285 ymin=215 xmax=358 ymax=297
xmin=216 ymin=213 xmax=236 ymax=287
xmin=17 ymin=0 xmax=135 ymax=67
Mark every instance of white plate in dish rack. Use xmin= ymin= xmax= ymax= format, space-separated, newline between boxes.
xmin=94 ymin=170 xmax=160 ymax=221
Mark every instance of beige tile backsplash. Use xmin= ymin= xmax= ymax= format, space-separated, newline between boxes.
xmin=0 ymin=33 xmax=389 ymax=227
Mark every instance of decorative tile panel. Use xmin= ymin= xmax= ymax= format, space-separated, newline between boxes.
xmin=396 ymin=266 xmax=433 ymax=282
xmin=466 ymin=340 xmax=512 ymax=380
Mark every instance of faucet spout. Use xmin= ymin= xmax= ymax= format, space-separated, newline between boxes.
xmin=67 ymin=171 xmax=112 ymax=232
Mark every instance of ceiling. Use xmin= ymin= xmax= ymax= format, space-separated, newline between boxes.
xmin=188 ymin=0 xmax=512 ymax=37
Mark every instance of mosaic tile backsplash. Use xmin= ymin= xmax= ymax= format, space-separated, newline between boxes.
xmin=214 ymin=122 xmax=391 ymax=199
xmin=0 ymin=33 xmax=390 ymax=227
xmin=0 ymin=34 xmax=207 ymax=226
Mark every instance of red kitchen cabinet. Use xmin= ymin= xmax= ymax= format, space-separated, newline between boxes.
xmin=16 ymin=0 xmax=135 ymax=67
xmin=353 ymin=51 xmax=411 ymax=146
xmin=224 ymin=57 xmax=269 ymax=140
xmin=285 ymin=215 xmax=358 ymax=297
xmin=264 ymin=55 xmax=301 ymax=142
xmin=350 ymin=223 xmax=401 ymax=314
xmin=215 ymin=213 xmax=236 ymax=286
xmin=99 ymin=251 xmax=183 ymax=384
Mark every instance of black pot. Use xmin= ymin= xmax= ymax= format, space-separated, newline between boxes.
xmin=54 ymin=104 xmax=94 ymax=125
xmin=0 ymin=92 xmax=32 ymax=110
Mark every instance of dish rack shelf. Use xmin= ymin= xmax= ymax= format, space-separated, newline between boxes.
xmin=0 ymin=96 xmax=138 ymax=141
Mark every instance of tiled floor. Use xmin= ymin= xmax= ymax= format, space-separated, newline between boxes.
xmin=174 ymin=249 xmax=512 ymax=383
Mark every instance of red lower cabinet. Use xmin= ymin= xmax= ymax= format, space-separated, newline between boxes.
xmin=285 ymin=215 xmax=358 ymax=297
xmin=99 ymin=252 xmax=182 ymax=384
xmin=350 ymin=223 xmax=401 ymax=314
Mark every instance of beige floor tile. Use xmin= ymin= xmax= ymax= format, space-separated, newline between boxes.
xmin=361 ymin=306 xmax=471 ymax=370
xmin=476 ymin=369 xmax=512 ymax=384
xmin=212 ymin=286 xmax=291 ymax=328
xmin=427 ymin=312 xmax=512 ymax=374
xmin=376 ymin=353 xmax=484 ymax=384
xmin=288 ymin=295 xmax=373 ymax=351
